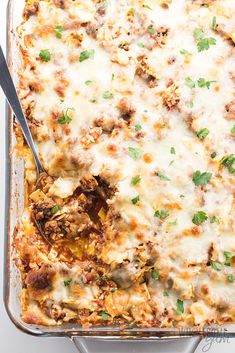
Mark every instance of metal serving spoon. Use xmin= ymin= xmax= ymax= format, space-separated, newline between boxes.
xmin=0 ymin=44 xmax=44 ymax=176
xmin=0 ymin=45 xmax=53 ymax=245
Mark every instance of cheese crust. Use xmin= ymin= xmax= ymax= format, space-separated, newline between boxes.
xmin=15 ymin=0 xmax=235 ymax=328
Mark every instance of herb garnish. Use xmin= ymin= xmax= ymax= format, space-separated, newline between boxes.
xmin=39 ymin=49 xmax=51 ymax=62
xmin=154 ymin=209 xmax=169 ymax=219
xmin=151 ymin=268 xmax=159 ymax=280
xmin=131 ymin=195 xmax=140 ymax=205
xmin=131 ymin=175 xmax=141 ymax=185
xmin=103 ymin=91 xmax=114 ymax=99
xmin=193 ymin=28 xmax=216 ymax=52
xmin=58 ymin=108 xmax=74 ymax=124
xmin=196 ymin=128 xmax=209 ymax=140
xmin=175 ymin=299 xmax=184 ymax=315
xmin=221 ymin=155 xmax=235 ymax=174
xmin=55 ymin=25 xmax=63 ymax=39
xmin=210 ymin=261 xmax=224 ymax=271
xmin=128 ymin=147 xmax=143 ymax=160
xmin=224 ymin=251 xmax=235 ymax=266
xmin=192 ymin=170 xmax=212 ymax=186
xmin=64 ymin=279 xmax=72 ymax=286
xmin=79 ymin=49 xmax=95 ymax=62
xmin=51 ymin=205 xmax=62 ymax=214
xmin=192 ymin=211 xmax=208 ymax=225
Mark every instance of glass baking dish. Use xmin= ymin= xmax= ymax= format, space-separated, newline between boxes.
xmin=3 ymin=1 xmax=235 ymax=352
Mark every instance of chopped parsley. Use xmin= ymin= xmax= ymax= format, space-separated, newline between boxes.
xmin=180 ymin=49 xmax=191 ymax=56
xmin=196 ymin=128 xmax=210 ymax=140
xmin=156 ymin=171 xmax=171 ymax=181
xmin=131 ymin=175 xmax=141 ymax=185
xmin=55 ymin=25 xmax=63 ymax=39
xmin=192 ymin=211 xmax=208 ymax=225
xmin=193 ymin=28 xmax=216 ymax=52
xmin=193 ymin=28 xmax=205 ymax=41
xmin=210 ymin=261 xmax=224 ymax=271
xmin=170 ymin=147 xmax=176 ymax=154
xmin=212 ymin=16 xmax=217 ymax=31
xmin=51 ymin=205 xmax=62 ymax=214
xmin=58 ymin=108 xmax=74 ymax=124
xmin=197 ymin=37 xmax=216 ymax=52
xmin=99 ymin=310 xmax=109 ymax=321
xmin=137 ymin=42 xmax=145 ymax=48
xmin=224 ymin=251 xmax=235 ymax=266
xmin=197 ymin=78 xmax=216 ymax=89
xmin=221 ymin=154 xmax=235 ymax=174
xmin=79 ymin=49 xmax=95 ymax=62
xmin=135 ymin=124 xmax=142 ymax=131
xmin=151 ymin=268 xmax=159 ymax=280
xmin=210 ymin=151 xmax=217 ymax=159
xmin=131 ymin=195 xmax=140 ymax=205
xmin=111 ymin=287 xmax=117 ymax=293
xmin=148 ymin=26 xmax=156 ymax=35
xmin=192 ymin=170 xmax=212 ymax=186
xmin=111 ymin=73 xmax=115 ymax=81
xmin=64 ymin=279 xmax=72 ymax=286
xmin=167 ymin=219 xmax=178 ymax=226
xmin=85 ymin=80 xmax=94 ymax=85
xmin=143 ymin=4 xmax=152 ymax=10
xmin=128 ymin=147 xmax=143 ymax=160
xmin=231 ymin=125 xmax=235 ymax=133
xmin=163 ymin=291 xmax=169 ymax=297
xmin=39 ymin=49 xmax=51 ymax=62
xmin=154 ymin=209 xmax=169 ymax=219
xmin=227 ymin=274 xmax=235 ymax=283
xmin=175 ymin=299 xmax=184 ymax=315
xmin=185 ymin=76 xmax=195 ymax=89
xmin=103 ymin=91 xmax=114 ymax=99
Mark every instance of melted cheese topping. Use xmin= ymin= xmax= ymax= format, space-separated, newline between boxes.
xmin=16 ymin=0 xmax=235 ymax=328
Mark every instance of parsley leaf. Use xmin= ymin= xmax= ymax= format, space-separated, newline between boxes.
xmin=211 ymin=261 xmax=224 ymax=271
xmin=58 ymin=108 xmax=74 ymax=124
xmin=221 ymin=154 xmax=235 ymax=174
xmin=167 ymin=219 xmax=178 ymax=226
xmin=175 ymin=299 xmax=184 ymax=315
xmin=231 ymin=125 xmax=235 ymax=133
xmin=128 ymin=147 xmax=143 ymax=160
xmin=103 ymin=91 xmax=114 ymax=99
xmin=156 ymin=171 xmax=171 ymax=181
xmin=151 ymin=268 xmax=159 ymax=280
xmin=192 ymin=170 xmax=212 ymax=186
xmin=148 ymin=26 xmax=156 ymax=35
xmin=192 ymin=211 xmax=208 ymax=225
xmin=131 ymin=175 xmax=141 ymax=185
xmin=180 ymin=49 xmax=191 ymax=56
xmin=143 ymin=4 xmax=152 ymax=10
xmin=224 ymin=251 xmax=235 ymax=266
xmin=197 ymin=37 xmax=216 ymax=52
xmin=135 ymin=124 xmax=142 ymax=131
xmin=85 ymin=80 xmax=94 ymax=85
xmin=64 ymin=279 xmax=72 ymax=286
xmin=227 ymin=274 xmax=235 ymax=283
xmin=185 ymin=76 xmax=195 ymax=89
xmin=154 ymin=209 xmax=169 ymax=219
xmin=163 ymin=291 xmax=169 ymax=297
xmin=212 ymin=16 xmax=217 ymax=31
xmin=197 ymin=78 xmax=216 ymax=89
xmin=79 ymin=49 xmax=95 ymax=62
xmin=193 ymin=28 xmax=205 ymax=41
xmin=137 ymin=42 xmax=145 ymax=48
xmin=51 ymin=205 xmax=62 ymax=214
xmin=170 ymin=147 xmax=176 ymax=154
xmin=55 ymin=25 xmax=63 ymax=39
xmin=131 ymin=195 xmax=140 ymax=205
xmin=99 ymin=310 xmax=109 ymax=321
xmin=196 ymin=128 xmax=210 ymax=140
xmin=210 ymin=215 xmax=220 ymax=224
xmin=210 ymin=151 xmax=217 ymax=159
xmin=39 ymin=49 xmax=51 ymax=62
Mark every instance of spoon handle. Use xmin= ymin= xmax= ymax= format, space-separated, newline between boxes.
xmin=0 ymin=44 xmax=44 ymax=174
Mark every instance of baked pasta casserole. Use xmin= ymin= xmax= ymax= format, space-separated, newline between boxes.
xmin=14 ymin=0 xmax=235 ymax=328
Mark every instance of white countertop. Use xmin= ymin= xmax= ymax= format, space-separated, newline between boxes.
xmin=0 ymin=1 xmax=234 ymax=352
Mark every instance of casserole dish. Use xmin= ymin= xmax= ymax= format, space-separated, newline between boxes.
xmin=4 ymin=0 xmax=234 ymax=352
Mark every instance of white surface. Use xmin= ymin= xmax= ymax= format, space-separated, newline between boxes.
xmin=0 ymin=1 xmax=234 ymax=352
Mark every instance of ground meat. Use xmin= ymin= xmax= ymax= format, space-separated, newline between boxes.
xmin=80 ymin=176 xmax=98 ymax=192
xmin=26 ymin=265 xmax=55 ymax=291
xmin=161 ymin=82 xmax=180 ymax=110
xmin=116 ymin=97 xmax=136 ymax=121
xmin=33 ymin=199 xmax=56 ymax=222
xmin=44 ymin=212 xmax=94 ymax=240
xmin=136 ymin=55 xmax=158 ymax=88
xmin=23 ymin=2 xmax=39 ymax=20
xmin=148 ymin=26 xmax=169 ymax=48
xmin=53 ymin=0 xmax=65 ymax=9
xmin=225 ymin=100 xmax=235 ymax=120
